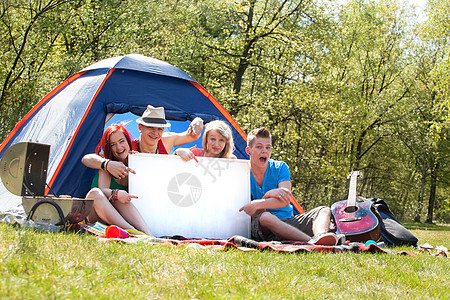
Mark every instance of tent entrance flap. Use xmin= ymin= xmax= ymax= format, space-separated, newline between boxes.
xmin=105 ymin=103 xmax=219 ymax=123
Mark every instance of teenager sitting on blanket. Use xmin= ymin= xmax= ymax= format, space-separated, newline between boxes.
xmin=239 ymin=127 xmax=341 ymax=246
xmin=174 ymin=120 xmax=237 ymax=161
xmin=82 ymin=105 xmax=204 ymax=177
xmin=85 ymin=123 xmax=152 ymax=235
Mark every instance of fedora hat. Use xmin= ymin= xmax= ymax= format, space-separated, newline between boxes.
xmin=136 ymin=105 xmax=171 ymax=128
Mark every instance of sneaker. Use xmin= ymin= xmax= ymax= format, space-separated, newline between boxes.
xmin=308 ymin=232 xmax=338 ymax=246
xmin=336 ymin=234 xmax=347 ymax=245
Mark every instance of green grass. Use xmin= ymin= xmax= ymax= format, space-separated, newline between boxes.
xmin=0 ymin=223 xmax=448 ymax=299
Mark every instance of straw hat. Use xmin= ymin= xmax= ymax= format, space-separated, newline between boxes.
xmin=136 ymin=105 xmax=171 ymax=128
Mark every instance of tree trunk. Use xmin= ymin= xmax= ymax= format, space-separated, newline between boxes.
xmin=414 ymin=165 xmax=427 ymax=222
xmin=233 ymin=1 xmax=256 ymax=94
xmin=426 ymin=160 xmax=439 ymax=223
xmin=398 ymin=170 xmax=414 ymax=220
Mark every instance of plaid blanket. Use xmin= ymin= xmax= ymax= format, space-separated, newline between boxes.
xmin=97 ymin=234 xmax=416 ymax=256
xmin=79 ymin=221 xmax=415 ymax=255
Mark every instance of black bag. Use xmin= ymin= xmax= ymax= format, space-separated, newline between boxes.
xmin=370 ymin=198 xmax=418 ymax=247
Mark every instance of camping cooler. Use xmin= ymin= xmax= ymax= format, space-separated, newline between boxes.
xmin=0 ymin=142 xmax=93 ymax=225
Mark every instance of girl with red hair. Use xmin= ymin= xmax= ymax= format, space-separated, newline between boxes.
xmin=84 ymin=123 xmax=152 ymax=235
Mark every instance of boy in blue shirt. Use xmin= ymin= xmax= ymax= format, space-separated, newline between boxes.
xmin=239 ymin=127 xmax=340 ymax=245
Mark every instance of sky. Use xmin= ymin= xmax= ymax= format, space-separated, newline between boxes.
xmin=409 ymin=0 xmax=427 ymax=9
xmin=335 ymin=0 xmax=429 ymax=21
xmin=407 ymin=0 xmax=428 ymax=22
xmin=408 ymin=0 xmax=427 ymax=13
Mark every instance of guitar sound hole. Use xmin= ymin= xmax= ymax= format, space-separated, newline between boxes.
xmin=344 ymin=206 xmax=358 ymax=213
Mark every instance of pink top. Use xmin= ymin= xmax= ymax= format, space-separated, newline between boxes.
xmin=191 ymin=148 xmax=205 ymax=157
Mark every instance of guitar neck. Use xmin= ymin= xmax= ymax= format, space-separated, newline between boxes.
xmin=347 ymin=175 xmax=358 ymax=208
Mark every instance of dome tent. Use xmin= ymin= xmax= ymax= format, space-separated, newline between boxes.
xmin=0 ymin=54 xmax=248 ymax=211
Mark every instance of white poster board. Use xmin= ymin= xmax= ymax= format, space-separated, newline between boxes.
xmin=129 ymin=154 xmax=251 ymax=239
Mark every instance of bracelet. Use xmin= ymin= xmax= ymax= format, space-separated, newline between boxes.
xmin=104 ymin=159 xmax=110 ymax=172
xmin=109 ymin=189 xmax=119 ymax=203
xmin=101 ymin=159 xmax=106 ymax=170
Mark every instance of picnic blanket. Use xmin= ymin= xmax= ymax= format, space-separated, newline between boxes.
xmin=99 ymin=234 xmax=416 ymax=255
xmin=80 ymin=222 xmax=416 ymax=256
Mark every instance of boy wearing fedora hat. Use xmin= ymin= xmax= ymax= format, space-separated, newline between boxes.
xmin=239 ymin=127 xmax=341 ymax=245
xmin=82 ymin=105 xmax=203 ymax=179
xmin=132 ymin=105 xmax=203 ymax=155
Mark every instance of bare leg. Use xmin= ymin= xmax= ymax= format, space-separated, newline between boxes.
xmin=259 ymin=212 xmax=311 ymax=242
xmin=114 ymin=202 xmax=152 ymax=235
xmin=312 ymin=207 xmax=332 ymax=236
xmin=86 ymin=188 xmax=140 ymax=232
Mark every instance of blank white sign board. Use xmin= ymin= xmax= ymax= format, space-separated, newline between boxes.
xmin=129 ymin=154 xmax=250 ymax=239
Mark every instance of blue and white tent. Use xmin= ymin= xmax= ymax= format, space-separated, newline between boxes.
xmin=0 ymin=54 xmax=248 ymax=210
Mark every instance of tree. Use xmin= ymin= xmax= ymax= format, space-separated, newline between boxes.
xmin=0 ymin=0 xmax=134 ymax=140
xmin=414 ymin=0 xmax=450 ymax=222
xmin=0 ymin=0 xmax=75 ymax=138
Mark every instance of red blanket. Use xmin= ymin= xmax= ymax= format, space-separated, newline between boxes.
xmin=99 ymin=234 xmax=415 ymax=256
xmin=83 ymin=221 xmax=414 ymax=255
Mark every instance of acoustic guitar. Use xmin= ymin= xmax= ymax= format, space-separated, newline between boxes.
xmin=331 ymin=171 xmax=380 ymax=242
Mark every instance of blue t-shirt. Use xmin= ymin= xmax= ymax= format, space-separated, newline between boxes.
xmin=250 ymin=159 xmax=293 ymax=219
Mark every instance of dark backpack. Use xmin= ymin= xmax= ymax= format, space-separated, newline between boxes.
xmin=370 ymin=198 xmax=418 ymax=247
